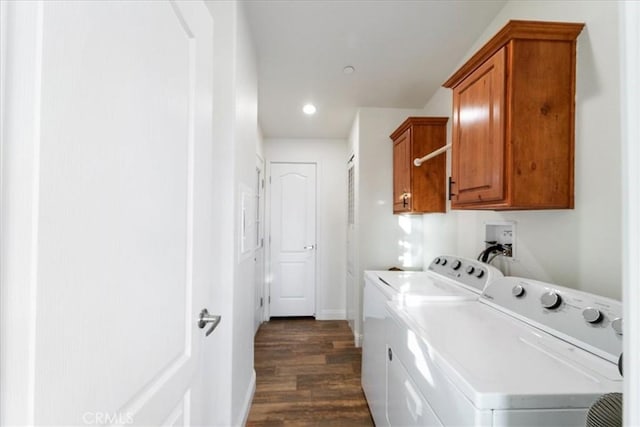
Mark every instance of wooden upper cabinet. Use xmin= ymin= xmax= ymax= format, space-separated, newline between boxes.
xmin=444 ymin=20 xmax=584 ymax=210
xmin=390 ymin=117 xmax=448 ymax=214
xmin=393 ymin=128 xmax=412 ymax=212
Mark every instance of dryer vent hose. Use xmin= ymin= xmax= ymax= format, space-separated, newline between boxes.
xmin=586 ymin=393 xmax=622 ymax=427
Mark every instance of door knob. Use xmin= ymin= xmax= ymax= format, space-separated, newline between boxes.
xmin=198 ymin=308 xmax=221 ymax=337
xmin=304 ymin=245 xmax=315 ymax=250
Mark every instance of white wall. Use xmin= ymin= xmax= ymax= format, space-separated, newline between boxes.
xmin=357 ymin=108 xmax=426 ymax=271
xmin=203 ymin=1 xmax=260 ymax=425
xmin=348 ymin=107 xmax=426 ymax=344
xmin=265 ymin=138 xmax=348 ymax=319
xmin=421 ymin=1 xmax=622 ymax=299
xmin=232 ymin=3 xmax=261 ymax=425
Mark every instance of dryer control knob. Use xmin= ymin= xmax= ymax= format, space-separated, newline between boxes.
xmin=476 ymin=269 xmax=485 ymax=278
xmin=451 ymin=260 xmax=462 ymax=270
xmin=512 ymin=285 xmax=525 ymax=298
xmin=582 ymin=307 xmax=603 ymax=324
xmin=611 ymin=318 xmax=623 ymax=335
xmin=434 ymin=257 xmax=442 ymax=265
xmin=440 ymin=258 xmax=448 ymax=266
xmin=466 ymin=266 xmax=475 ymax=275
xmin=540 ymin=291 xmax=562 ymax=309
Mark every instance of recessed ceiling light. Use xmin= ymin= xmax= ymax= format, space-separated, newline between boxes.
xmin=303 ymin=104 xmax=317 ymax=115
xmin=343 ymin=65 xmax=355 ymax=74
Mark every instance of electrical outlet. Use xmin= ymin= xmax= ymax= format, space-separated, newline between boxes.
xmin=485 ymin=221 xmax=516 ymax=260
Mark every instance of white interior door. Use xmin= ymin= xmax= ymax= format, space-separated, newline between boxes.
xmin=0 ymin=1 xmax=215 ymax=426
xmin=269 ymin=163 xmax=317 ymax=317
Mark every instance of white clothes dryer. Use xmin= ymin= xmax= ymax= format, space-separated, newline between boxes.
xmin=385 ymin=276 xmax=623 ymax=426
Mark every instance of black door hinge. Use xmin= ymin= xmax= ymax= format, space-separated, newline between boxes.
xmin=448 ymin=177 xmax=456 ymax=201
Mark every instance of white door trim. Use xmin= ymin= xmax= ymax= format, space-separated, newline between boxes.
xmin=254 ymin=154 xmax=266 ymax=330
xmin=621 ymin=1 xmax=639 ymax=424
xmin=0 ymin=3 xmax=43 ymax=422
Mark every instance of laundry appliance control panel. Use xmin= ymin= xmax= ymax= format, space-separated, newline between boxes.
xmin=428 ymin=256 xmax=502 ymax=293
xmin=482 ymin=277 xmax=623 ymax=363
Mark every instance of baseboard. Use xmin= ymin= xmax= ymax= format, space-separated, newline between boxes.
xmin=236 ymin=369 xmax=256 ymax=427
xmin=354 ymin=332 xmax=363 ymax=348
xmin=315 ymin=309 xmax=346 ymax=320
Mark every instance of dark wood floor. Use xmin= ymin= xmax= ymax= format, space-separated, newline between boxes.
xmin=246 ymin=318 xmax=374 ymax=427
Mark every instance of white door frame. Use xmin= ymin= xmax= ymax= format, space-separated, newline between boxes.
xmin=266 ymin=161 xmax=318 ymax=319
xmin=265 ymin=161 xmax=272 ymax=321
xmin=346 ymin=155 xmax=357 ymax=333
xmin=621 ymin=1 xmax=639 ymax=424
xmin=254 ymin=154 xmax=266 ymax=330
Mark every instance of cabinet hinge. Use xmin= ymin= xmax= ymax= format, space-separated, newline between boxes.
xmin=261 ymin=178 xmax=265 ymax=189
xmin=260 ymin=297 xmax=263 ymax=307
xmin=448 ymin=177 xmax=456 ymax=201
xmin=269 ymin=176 xmax=271 ymax=184
xmin=268 ymin=296 xmax=271 ymax=304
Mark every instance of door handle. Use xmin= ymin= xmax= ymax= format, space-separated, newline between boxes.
xmin=198 ymin=308 xmax=221 ymax=337
xmin=304 ymin=245 xmax=315 ymax=250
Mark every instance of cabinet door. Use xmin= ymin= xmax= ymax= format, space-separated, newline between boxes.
xmin=393 ymin=128 xmax=412 ymax=212
xmin=451 ymin=47 xmax=506 ymax=206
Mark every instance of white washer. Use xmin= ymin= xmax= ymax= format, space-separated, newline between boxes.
xmin=386 ymin=276 xmax=623 ymax=426
xmin=362 ymin=256 xmax=504 ymax=426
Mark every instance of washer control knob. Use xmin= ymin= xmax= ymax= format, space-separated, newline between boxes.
xmin=451 ymin=260 xmax=462 ymax=270
xmin=540 ymin=291 xmax=562 ymax=309
xmin=611 ymin=318 xmax=623 ymax=335
xmin=434 ymin=257 xmax=441 ymax=265
xmin=476 ymin=269 xmax=484 ymax=278
xmin=440 ymin=258 xmax=447 ymax=266
xmin=512 ymin=285 xmax=525 ymax=298
xmin=466 ymin=266 xmax=475 ymax=275
xmin=582 ymin=307 xmax=603 ymax=324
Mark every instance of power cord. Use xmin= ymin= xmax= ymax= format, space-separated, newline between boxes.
xmin=476 ymin=241 xmax=496 ymax=260
xmin=481 ymin=244 xmax=504 ymax=262
xmin=477 ymin=242 xmax=512 ymax=264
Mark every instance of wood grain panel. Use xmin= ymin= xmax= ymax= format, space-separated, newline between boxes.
xmin=446 ymin=20 xmax=582 ymax=210
xmin=452 ymin=47 xmax=505 ymax=205
xmin=411 ymin=122 xmax=447 ymax=212
xmin=393 ymin=129 xmax=411 ymax=212
xmin=509 ymin=39 xmax=575 ymax=208
xmin=390 ymin=117 xmax=448 ymax=214
xmin=247 ymin=319 xmax=373 ymax=426
xmin=443 ymin=20 xmax=584 ymax=88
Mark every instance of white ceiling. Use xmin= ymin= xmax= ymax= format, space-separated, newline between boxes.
xmin=243 ymin=0 xmax=507 ymax=139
